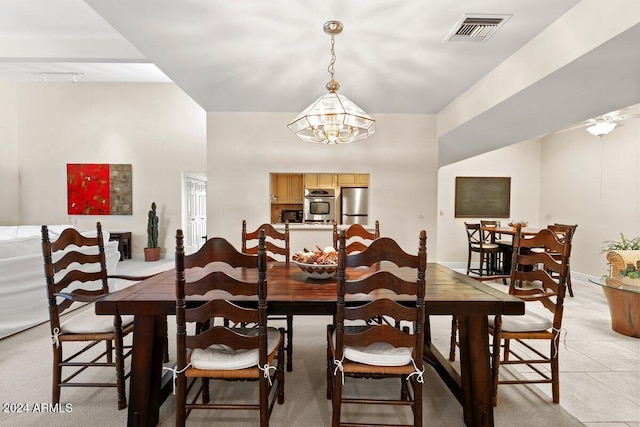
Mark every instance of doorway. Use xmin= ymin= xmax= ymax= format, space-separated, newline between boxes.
xmin=183 ymin=173 xmax=207 ymax=254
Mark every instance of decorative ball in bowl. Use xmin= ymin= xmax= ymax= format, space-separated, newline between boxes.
xmin=292 ymin=246 xmax=338 ymax=279
xmin=292 ymin=260 xmax=338 ymax=279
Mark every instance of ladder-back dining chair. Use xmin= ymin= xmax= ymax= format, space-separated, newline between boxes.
xmin=489 ymin=224 xmax=573 ymax=405
xmin=174 ymin=230 xmax=285 ymax=426
xmin=549 ymin=223 xmax=578 ymax=297
xmin=242 ymin=220 xmax=294 ymax=372
xmin=332 ymin=220 xmax=380 ymax=254
xmin=41 ymin=222 xmax=152 ymax=410
xmin=327 ymin=230 xmax=427 ymax=427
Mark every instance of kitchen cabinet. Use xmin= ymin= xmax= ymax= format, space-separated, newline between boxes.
xmin=337 ymin=173 xmax=369 ymax=187
xmin=289 ymin=174 xmax=303 ymax=203
xmin=272 ymin=173 xmax=303 ymax=204
xmin=304 ymin=173 xmax=335 ymax=189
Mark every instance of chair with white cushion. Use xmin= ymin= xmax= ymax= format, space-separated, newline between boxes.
xmin=242 ymin=219 xmax=294 ymax=372
xmin=41 ymin=222 xmax=145 ymax=410
xmin=174 ymin=230 xmax=285 ymax=426
xmin=326 ymin=230 xmax=427 ymax=427
xmin=489 ymin=224 xmax=573 ymax=405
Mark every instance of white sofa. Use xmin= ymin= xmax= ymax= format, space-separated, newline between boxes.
xmin=0 ymin=225 xmax=120 ymax=339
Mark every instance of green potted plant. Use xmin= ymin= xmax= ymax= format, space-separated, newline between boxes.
xmin=602 ymin=233 xmax=640 ymax=279
xmin=144 ymin=202 xmax=161 ymax=262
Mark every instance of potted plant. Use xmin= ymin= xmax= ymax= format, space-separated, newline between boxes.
xmin=144 ymin=202 xmax=161 ymax=262
xmin=602 ymin=233 xmax=640 ymax=279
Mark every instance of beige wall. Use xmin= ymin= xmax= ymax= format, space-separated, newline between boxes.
xmin=206 ymin=112 xmax=439 ymax=256
xmin=437 ymin=105 xmax=639 ymax=278
xmin=539 ymin=104 xmax=640 ymax=277
xmin=436 ymin=139 xmax=542 ymax=264
xmin=4 ymin=80 xmax=637 ymax=275
xmin=3 ymin=82 xmax=206 ymax=256
xmin=0 ymin=82 xmax=19 ymax=224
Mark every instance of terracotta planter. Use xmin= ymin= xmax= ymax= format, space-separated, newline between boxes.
xmin=144 ymin=247 xmax=161 ymax=262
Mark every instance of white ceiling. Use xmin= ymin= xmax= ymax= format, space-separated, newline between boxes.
xmin=1 ymin=0 xmax=638 ymax=165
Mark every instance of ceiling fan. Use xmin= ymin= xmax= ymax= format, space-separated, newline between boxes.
xmin=557 ymin=107 xmax=640 ymax=136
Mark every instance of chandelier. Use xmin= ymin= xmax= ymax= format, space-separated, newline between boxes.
xmin=288 ymin=21 xmax=375 ymax=144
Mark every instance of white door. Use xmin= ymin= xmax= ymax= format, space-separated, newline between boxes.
xmin=185 ymin=175 xmax=207 ymax=254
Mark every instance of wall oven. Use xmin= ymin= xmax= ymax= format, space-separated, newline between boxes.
xmin=303 ymin=188 xmax=335 ymax=223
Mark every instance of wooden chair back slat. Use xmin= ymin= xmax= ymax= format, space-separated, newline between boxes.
xmin=53 ymin=250 xmax=101 ymax=272
xmin=344 ymin=270 xmax=419 ymax=296
xmin=344 ymin=299 xmax=417 ymax=324
xmin=49 ymin=227 xmax=99 ymax=252
xmin=332 ymin=220 xmax=380 ymax=254
xmin=186 ymin=327 xmax=260 ymax=351
xmin=52 ymin=270 xmax=104 ymax=294
xmin=185 ymin=299 xmax=258 ymax=325
xmin=242 ymin=220 xmax=290 ymax=262
xmin=185 ymin=236 xmax=259 ymax=269
xmin=342 ymin=323 xmax=417 ymax=349
xmin=187 ymin=272 xmax=258 ymax=297
xmin=345 ymin=237 xmax=420 ymax=269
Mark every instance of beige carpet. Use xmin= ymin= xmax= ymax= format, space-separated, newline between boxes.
xmin=0 ymin=308 xmax=585 ymax=427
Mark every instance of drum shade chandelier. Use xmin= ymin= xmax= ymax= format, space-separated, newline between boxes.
xmin=288 ymin=21 xmax=375 ymax=144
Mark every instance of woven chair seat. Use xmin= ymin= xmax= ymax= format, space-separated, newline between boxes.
xmin=341 ymin=359 xmax=416 ymax=376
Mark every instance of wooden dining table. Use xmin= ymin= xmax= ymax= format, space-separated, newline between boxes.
xmin=95 ymin=261 xmax=524 ymax=427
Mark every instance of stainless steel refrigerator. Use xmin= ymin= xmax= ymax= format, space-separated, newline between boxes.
xmin=340 ymin=187 xmax=369 ymax=225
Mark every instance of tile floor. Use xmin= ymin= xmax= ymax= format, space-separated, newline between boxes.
xmin=116 ymin=258 xmax=640 ymax=426
xmin=472 ymin=272 xmax=639 ymax=427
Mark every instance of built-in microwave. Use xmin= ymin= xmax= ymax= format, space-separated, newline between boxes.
xmin=281 ymin=209 xmax=303 ymax=223
xmin=303 ymin=188 xmax=335 ymax=223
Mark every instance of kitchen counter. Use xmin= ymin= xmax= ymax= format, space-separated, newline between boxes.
xmin=273 ymin=223 xmax=376 ymax=231
xmin=272 ymin=222 xmax=377 ymax=252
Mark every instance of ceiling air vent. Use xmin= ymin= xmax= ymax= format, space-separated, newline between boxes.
xmin=444 ymin=14 xmax=512 ymax=43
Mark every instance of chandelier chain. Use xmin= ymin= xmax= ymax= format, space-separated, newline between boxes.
xmin=327 ymin=35 xmax=336 ymax=80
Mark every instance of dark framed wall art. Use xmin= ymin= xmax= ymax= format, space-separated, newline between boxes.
xmin=454 ymin=176 xmax=511 ymax=218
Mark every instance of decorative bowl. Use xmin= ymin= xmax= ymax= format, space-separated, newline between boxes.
xmin=508 ymin=221 xmax=528 ymax=228
xmin=293 ymin=260 xmax=338 ymax=279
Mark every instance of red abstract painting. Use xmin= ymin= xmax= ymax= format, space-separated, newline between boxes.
xmin=67 ymin=164 xmax=132 ymax=215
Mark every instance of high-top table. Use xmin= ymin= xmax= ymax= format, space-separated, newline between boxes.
xmin=481 ymin=227 xmax=541 ymax=274
xmin=96 ymin=262 xmax=524 ymax=427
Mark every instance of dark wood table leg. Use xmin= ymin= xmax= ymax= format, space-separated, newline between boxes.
xmin=128 ymin=315 xmax=167 ymax=427
xmin=458 ymin=314 xmax=494 ymax=427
